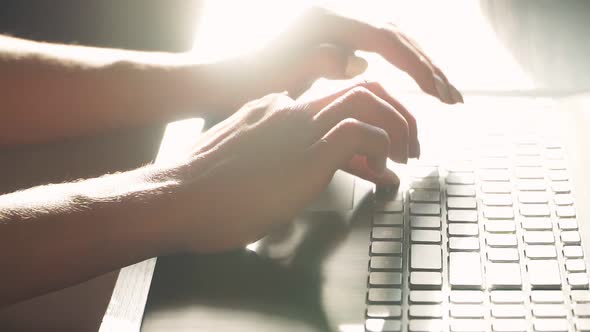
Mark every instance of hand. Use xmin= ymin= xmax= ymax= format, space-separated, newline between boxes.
xmin=167 ymin=81 xmax=417 ymax=252
xmin=218 ymin=6 xmax=462 ymax=109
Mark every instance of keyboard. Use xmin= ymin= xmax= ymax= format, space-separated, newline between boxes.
xmin=365 ymin=135 xmax=589 ymax=332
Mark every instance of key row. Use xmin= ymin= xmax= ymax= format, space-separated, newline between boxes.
xmin=367 ymin=289 xmax=590 ymax=305
xmin=366 ymin=317 xmax=579 ymax=332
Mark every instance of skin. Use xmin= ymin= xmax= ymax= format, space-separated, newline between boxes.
xmin=0 ymin=6 xmax=462 ymax=306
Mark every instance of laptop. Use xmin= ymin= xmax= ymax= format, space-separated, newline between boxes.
xmin=101 ymin=2 xmax=590 ymax=332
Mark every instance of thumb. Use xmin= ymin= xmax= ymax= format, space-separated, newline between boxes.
xmin=301 ymin=44 xmax=368 ymax=81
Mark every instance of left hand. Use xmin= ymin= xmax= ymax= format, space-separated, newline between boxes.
xmin=209 ymin=6 xmax=462 ymax=111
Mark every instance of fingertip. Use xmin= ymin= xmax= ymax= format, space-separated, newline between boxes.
xmin=345 ymin=55 xmax=368 ymax=78
xmin=449 ymin=84 xmax=464 ymax=104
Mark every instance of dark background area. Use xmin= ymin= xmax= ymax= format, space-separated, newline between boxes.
xmin=0 ymin=0 xmax=202 ymax=52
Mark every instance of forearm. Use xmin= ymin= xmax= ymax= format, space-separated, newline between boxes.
xmin=0 ymin=35 xmax=242 ymax=146
xmin=0 ymin=165 xmax=181 ymax=306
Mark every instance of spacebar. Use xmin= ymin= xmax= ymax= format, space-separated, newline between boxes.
xmin=449 ymin=252 xmax=483 ymax=289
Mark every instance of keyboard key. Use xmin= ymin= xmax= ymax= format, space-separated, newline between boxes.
xmin=487 ymin=234 xmax=518 ymax=248
xmin=409 ymin=305 xmax=443 ymax=318
xmin=576 ymin=319 xmax=590 ymax=332
xmin=515 ymin=166 xmax=544 ymax=179
xmin=486 ymin=262 xmax=522 ymax=289
xmin=566 ymin=259 xmax=586 ymax=273
xmin=572 ymin=291 xmax=590 ymax=303
xmin=490 ymin=291 xmax=525 ymax=304
xmin=531 ymin=290 xmax=565 ymax=303
xmin=366 ymin=305 xmax=402 ymax=318
xmin=447 ymin=173 xmax=476 ymax=185
xmin=558 ymin=219 xmax=578 ymax=230
xmin=411 ymin=178 xmax=440 ymax=190
xmin=375 ymin=199 xmax=404 ymax=212
xmin=450 ymin=305 xmax=485 ymax=318
xmin=410 ymin=272 xmax=443 ymax=290
xmin=548 ymin=170 xmax=568 ymax=181
xmin=523 ymin=231 xmax=554 ymax=244
xmin=485 ymin=220 xmax=516 ymax=233
xmin=574 ymin=303 xmax=590 ymax=317
xmin=366 ymin=318 xmax=401 ymax=332
xmin=410 ymin=189 xmax=440 ymax=203
xmin=368 ymin=288 xmax=402 ymax=303
xmin=533 ymin=319 xmax=568 ymax=332
xmin=528 ymin=260 xmax=561 ymax=289
xmin=449 ymin=291 xmax=484 ymax=304
xmin=551 ymin=181 xmax=571 ymax=194
xmin=484 ymin=206 xmax=514 ymax=219
xmin=545 ymin=149 xmax=565 ymax=160
xmin=522 ymin=218 xmax=553 ymax=231
xmin=371 ymin=241 xmax=402 ymax=255
xmin=449 ymin=252 xmax=483 ymax=289
xmin=515 ymin=156 xmax=543 ymax=167
xmin=482 ymin=194 xmax=513 ymax=206
xmin=369 ymin=272 xmax=402 ymax=287
xmin=447 ymin=185 xmax=476 ymax=197
xmin=447 ymin=197 xmax=477 ymax=209
xmin=563 ymin=246 xmax=584 ymax=259
xmin=491 ymin=304 xmax=526 ymax=318
xmin=561 ymin=230 xmax=581 ymax=245
xmin=370 ymin=257 xmax=403 ymax=271
xmin=479 ymin=170 xmax=511 ymax=182
xmin=450 ymin=319 xmax=486 ymax=332
xmin=411 ymin=216 xmax=441 ymax=229
xmin=410 ymin=166 xmax=439 ymax=178
xmin=410 ymin=203 xmax=441 ymax=216
xmin=519 ymin=204 xmax=551 ymax=217
xmin=372 ymin=227 xmax=403 ymax=241
xmin=449 ymin=237 xmax=480 ymax=251
xmin=411 ymin=230 xmax=442 ymax=244
xmin=525 ymin=245 xmax=557 ymax=259
xmin=532 ymin=304 xmax=567 ymax=318
xmin=487 ymin=248 xmax=519 ymax=262
xmin=409 ymin=319 xmax=443 ymax=332
xmin=516 ymin=179 xmax=546 ymax=191
xmin=556 ymin=205 xmax=576 ymax=218
xmin=482 ymin=182 xmax=512 ymax=194
xmin=411 ymin=245 xmax=442 ymax=271
xmin=518 ymin=192 xmax=549 ymax=204
xmin=373 ymin=214 xmax=403 ymax=226
xmin=569 ymin=273 xmax=590 ymax=289
xmin=479 ymin=157 xmax=510 ymax=169
xmin=546 ymin=160 xmax=567 ymax=170
xmin=448 ymin=224 xmax=479 ymax=237
xmin=554 ymin=194 xmax=574 ymax=206
xmin=410 ymin=291 xmax=443 ymax=304
xmin=448 ymin=210 xmax=478 ymax=223
xmin=492 ymin=319 xmax=527 ymax=332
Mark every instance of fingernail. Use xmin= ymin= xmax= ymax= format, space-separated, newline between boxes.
xmin=449 ymin=84 xmax=464 ymax=103
xmin=345 ymin=56 xmax=368 ymax=78
xmin=433 ymin=74 xmax=453 ymax=104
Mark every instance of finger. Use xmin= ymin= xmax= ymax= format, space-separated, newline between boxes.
xmin=312 ymin=87 xmax=410 ymax=163
xmin=305 ymin=7 xmax=459 ymax=104
xmin=305 ymin=118 xmax=391 ymax=184
xmin=301 ymin=80 xmax=419 ymax=158
xmin=342 ymin=155 xmax=400 ymax=187
xmin=389 ymin=24 xmax=464 ymax=103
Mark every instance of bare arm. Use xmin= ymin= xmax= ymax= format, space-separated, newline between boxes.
xmin=0 ymin=164 xmax=180 ymax=306
xmin=0 ymin=35 xmax=214 ymax=145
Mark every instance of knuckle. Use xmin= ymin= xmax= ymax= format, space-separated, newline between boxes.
xmin=345 ymin=86 xmax=376 ymax=103
xmin=337 ymin=118 xmax=363 ymax=139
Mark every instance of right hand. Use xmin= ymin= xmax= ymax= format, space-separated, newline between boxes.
xmin=165 ymin=80 xmax=417 ymax=253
